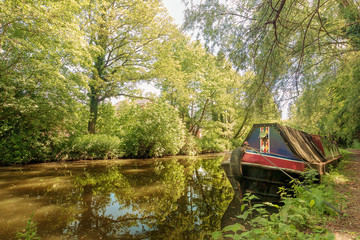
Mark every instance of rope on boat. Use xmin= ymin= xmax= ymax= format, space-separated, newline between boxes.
xmin=247 ymin=146 xmax=343 ymax=216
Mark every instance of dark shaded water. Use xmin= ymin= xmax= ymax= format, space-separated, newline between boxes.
xmin=0 ymin=154 xmax=236 ymax=239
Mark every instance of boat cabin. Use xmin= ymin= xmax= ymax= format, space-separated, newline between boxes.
xmin=221 ymin=123 xmax=341 ymax=201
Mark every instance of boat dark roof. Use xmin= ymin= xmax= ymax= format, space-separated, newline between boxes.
xmin=276 ymin=124 xmax=325 ymax=163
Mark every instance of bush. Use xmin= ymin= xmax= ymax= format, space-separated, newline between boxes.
xmin=0 ymin=94 xmax=88 ymax=165
xmin=214 ymin=191 xmax=336 ymax=240
xmin=197 ymin=132 xmax=231 ymax=153
xmin=351 ymin=139 xmax=360 ymax=149
xmin=96 ymin=102 xmax=118 ymax=135
xmin=16 ymin=213 xmax=40 ymax=240
xmin=118 ymin=101 xmax=186 ymax=158
xmin=179 ymin=132 xmax=199 ymax=156
xmin=213 ymin=171 xmax=340 ymax=240
xmin=0 ymin=127 xmax=66 ymax=165
xmin=70 ymin=134 xmax=121 ymax=160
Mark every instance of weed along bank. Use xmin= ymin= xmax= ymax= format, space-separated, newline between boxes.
xmin=221 ymin=123 xmax=342 ymax=201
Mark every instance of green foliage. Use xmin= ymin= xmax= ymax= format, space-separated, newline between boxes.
xmin=179 ymin=132 xmax=199 ymax=156
xmin=322 ymin=149 xmax=351 ymax=186
xmin=0 ymin=0 xmax=87 ymax=81
xmin=96 ymin=102 xmax=118 ymax=135
xmin=83 ymin=0 xmax=175 ymax=133
xmin=16 ymin=213 xmax=40 ymax=240
xmin=214 ymin=178 xmax=339 ymax=240
xmin=289 ymin=53 xmax=360 ymax=145
xmin=338 ymin=0 xmax=360 ymax=49
xmin=118 ymin=101 xmax=186 ymax=158
xmin=154 ymin=35 xmax=277 ymax=142
xmin=351 ymin=140 xmax=360 ymax=150
xmin=197 ymin=131 xmax=231 ymax=153
xmin=183 ymin=0 xmax=344 ymax=99
xmin=0 ymin=134 xmax=65 ymax=165
xmin=183 ymin=0 xmax=360 ymax=144
xmin=0 ymin=0 xmax=88 ymax=165
xmin=0 ymin=0 xmax=282 ymax=163
xmin=70 ymin=134 xmax=121 ymax=160
xmin=0 ymin=102 xmax=88 ymax=165
xmin=300 ymin=169 xmax=320 ymax=185
xmin=339 ymin=148 xmax=353 ymax=157
xmin=290 ymin=184 xmax=337 ymax=217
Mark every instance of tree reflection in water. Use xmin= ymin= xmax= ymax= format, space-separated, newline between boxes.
xmin=0 ymin=156 xmax=234 ymax=239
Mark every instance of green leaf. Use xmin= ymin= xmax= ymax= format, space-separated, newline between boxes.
xmin=241 ymin=203 xmax=247 ymax=213
xmin=309 ymin=199 xmax=315 ymax=208
xmin=223 ymin=223 xmax=246 ymax=233
xmin=211 ymin=231 xmax=223 ymax=240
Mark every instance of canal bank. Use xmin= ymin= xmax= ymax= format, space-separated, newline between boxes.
xmin=327 ymin=150 xmax=360 ymax=239
xmin=212 ymin=149 xmax=359 ymax=240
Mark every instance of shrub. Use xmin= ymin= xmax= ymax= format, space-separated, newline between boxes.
xmin=351 ymin=139 xmax=360 ymax=149
xmin=0 ymin=127 xmax=66 ymax=165
xmin=70 ymin=134 xmax=121 ymax=160
xmin=213 ymin=172 xmax=340 ymax=240
xmin=214 ymin=191 xmax=335 ymax=240
xmin=0 ymin=98 xmax=88 ymax=165
xmin=118 ymin=101 xmax=186 ymax=158
xmin=96 ymin=102 xmax=118 ymax=135
xmin=179 ymin=132 xmax=199 ymax=156
xmin=197 ymin=132 xmax=231 ymax=153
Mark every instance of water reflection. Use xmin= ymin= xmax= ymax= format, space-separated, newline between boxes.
xmin=221 ymin=195 xmax=243 ymax=229
xmin=0 ymin=155 xmax=233 ymax=239
xmin=220 ymin=194 xmax=281 ymax=235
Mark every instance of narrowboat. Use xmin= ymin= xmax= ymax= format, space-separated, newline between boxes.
xmin=221 ymin=123 xmax=341 ymax=202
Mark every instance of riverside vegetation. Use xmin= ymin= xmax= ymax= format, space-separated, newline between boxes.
xmin=212 ymin=149 xmax=355 ymax=240
xmin=1 ymin=0 xmax=360 ymax=165
xmin=3 ymin=1 xmax=360 ymax=239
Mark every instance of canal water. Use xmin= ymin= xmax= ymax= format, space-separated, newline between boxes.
xmin=0 ymin=154 xmax=236 ymax=239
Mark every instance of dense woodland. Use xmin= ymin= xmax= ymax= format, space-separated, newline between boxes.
xmin=0 ymin=0 xmax=359 ymax=165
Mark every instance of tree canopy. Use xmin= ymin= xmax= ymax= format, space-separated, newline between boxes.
xmin=0 ymin=0 xmax=88 ymax=163
xmin=81 ymin=0 xmax=175 ymax=133
xmin=1 ymin=0 xmax=359 ymax=164
xmin=183 ymin=0 xmax=360 ymax=144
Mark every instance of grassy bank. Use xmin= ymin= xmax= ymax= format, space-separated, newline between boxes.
xmin=326 ymin=149 xmax=360 ymax=239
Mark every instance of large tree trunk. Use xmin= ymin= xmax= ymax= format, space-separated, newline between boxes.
xmin=88 ymin=52 xmax=104 ymax=134
xmin=88 ymin=85 xmax=99 ymax=134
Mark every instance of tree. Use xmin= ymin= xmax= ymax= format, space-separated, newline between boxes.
xmin=338 ymin=0 xmax=360 ymax=49
xmin=0 ymin=0 xmax=88 ymax=164
xmin=81 ymin=0 xmax=175 ymax=133
xmin=287 ymin=1 xmax=360 ymax=143
xmin=183 ymin=0 xmax=360 ymax=142
xmin=154 ymin=36 xmax=233 ymax=136
xmin=289 ymin=52 xmax=360 ymax=144
xmin=183 ymin=0 xmax=351 ymax=89
xmin=154 ymin=35 xmax=280 ymax=142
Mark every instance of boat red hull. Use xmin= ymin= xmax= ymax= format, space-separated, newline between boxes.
xmin=242 ymin=151 xmax=305 ymax=172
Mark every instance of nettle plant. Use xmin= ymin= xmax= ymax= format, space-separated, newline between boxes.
xmin=212 ymin=172 xmax=338 ymax=240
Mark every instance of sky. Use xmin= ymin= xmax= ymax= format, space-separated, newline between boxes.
xmin=163 ymin=0 xmax=185 ymax=27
